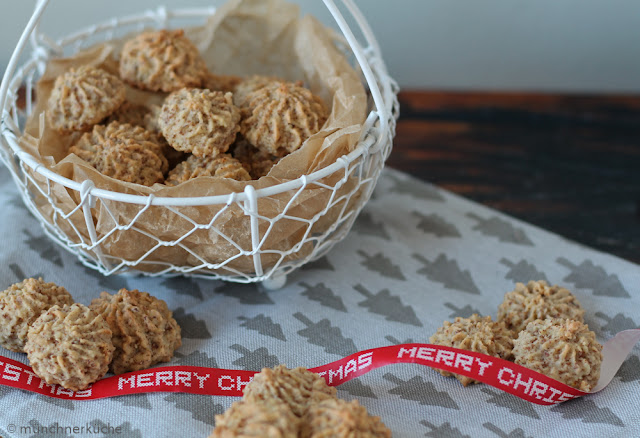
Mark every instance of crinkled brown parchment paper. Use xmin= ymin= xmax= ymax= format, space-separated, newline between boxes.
xmin=19 ymin=0 xmax=368 ymax=276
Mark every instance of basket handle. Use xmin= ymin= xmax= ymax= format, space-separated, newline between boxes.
xmin=321 ymin=0 xmax=391 ymax=153
xmin=0 ymin=0 xmax=50 ymax=128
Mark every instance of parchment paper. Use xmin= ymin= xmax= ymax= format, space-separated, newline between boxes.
xmin=19 ymin=0 xmax=368 ymax=275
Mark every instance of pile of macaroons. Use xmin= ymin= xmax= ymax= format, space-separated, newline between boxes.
xmin=0 ymin=278 xmax=181 ymax=391
xmin=429 ymin=280 xmax=603 ymax=392
xmin=46 ymin=29 xmax=329 ymax=187
xmin=210 ymin=365 xmax=391 ymax=438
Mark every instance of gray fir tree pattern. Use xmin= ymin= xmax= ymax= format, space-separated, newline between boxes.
xmin=557 ymin=257 xmax=630 ymax=298
xmin=616 ymin=355 xmax=640 ymax=383
xmin=556 ymin=257 xmax=630 ymax=298
xmin=500 ymin=258 xmax=549 ymax=283
xmin=353 ymin=284 xmax=422 ymax=327
xmin=173 ymin=308 xmax=212 ymax=339
xmin=9 ymin=263 xmax=43 ymax=282
xmin=300 ymin=256 xmax=335 ymax=272
xmin=480 ymin=388 xmax=540 ymax=419
xmin=594 ymin=312 xmax=637 ymax=335
xmin=385 ymin=335 xmax=415 ymax=345
xmin=299 ymin=282 xmax=347 ymax=312
xmin=483 ymin=422 xmax=533 ymax=438
xmin=384 ymin=373 xmax=459 ymax=409
xmin=352 ymin=211 xmax=391 ymax=240
xmin=8 ymin=194 xmax=31 ymax=213
xmin=89 ymin=420 xmax=143 ymax=438
xmin=337 ymin=378 xmax=378 ymax=399
xmin=387 ymin=173 xmax=445 ymax=201
xmin=164 ymin=392 xmax=225 ymax=426
xmin=413 ymin=211 xmax=461 ymax=238
xmin=444 ymin=302 xmax=480 ymax=319
xmin=215 ymin=282 xmax=275 ymax=304
xmin=466 ymin=213 xmax=534 ymax=246
xmin=550 ymin=398 xmax=624 ymax=427
xmin=114 ymin=393 xmax=153 ymax=410
xmin=420 ymin=420 xmax=471 ymax=438
xmin=23 ymin=228 xmax=64 ymax=267
xmin=161 ymin=276 xmax=204 ymax=300
xmin=165 ymin=352 xmax=224 ymax=425
xmin=414 ymin=253 xmax=481 ymax=295
xmin=230 ymin=344 xmax=280 ymax=370
xmin=77 ymin=261 xmax=128 ymax=291
xmin=102 ymin=422 xmax=142 ymax=438
xmin=357 ymin=250 xmax=406 ymax=280
xmin=173 ymin=350 xmax=219 ymax=368
xmin=293 ymin=312 xmax=358 ymax=357
xmin=38 ymin=394 xmax=74 ymax=411
xmin=238 ymin=314 xmax=286 ymax=341
xmin=25 ymin=420 xmax=73 ymax=438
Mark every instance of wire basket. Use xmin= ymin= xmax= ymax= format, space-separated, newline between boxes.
xmin=0 ymin=0 xmax=399 ymax=286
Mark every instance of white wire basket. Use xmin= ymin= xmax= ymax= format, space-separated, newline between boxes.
xmin=0 ymin=0 xmax=399 ymax=286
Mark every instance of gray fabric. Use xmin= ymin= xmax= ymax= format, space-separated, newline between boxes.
xmin=0 ymin=166 xmax=637 ymax=438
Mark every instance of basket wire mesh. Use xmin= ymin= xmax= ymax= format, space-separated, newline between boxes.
xmin=0 ymin=0 xmax=399 ymax=286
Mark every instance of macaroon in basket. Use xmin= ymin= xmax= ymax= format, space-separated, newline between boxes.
xmin=0 ymin=0 xmax=398 ymax=286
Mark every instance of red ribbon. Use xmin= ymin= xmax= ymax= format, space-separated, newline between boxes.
xmin=1 ymin=329 xmax=638 ymax=405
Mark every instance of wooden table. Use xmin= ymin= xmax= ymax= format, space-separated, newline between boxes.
xmin=389 ymin=91 xmax=640 ymax=264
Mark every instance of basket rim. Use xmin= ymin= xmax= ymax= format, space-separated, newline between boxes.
xmin=1 ymin=5 xmax=395 ymax=207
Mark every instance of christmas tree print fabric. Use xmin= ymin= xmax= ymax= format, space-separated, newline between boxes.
xmin=0 ymin=166 xmax=638 ymax=438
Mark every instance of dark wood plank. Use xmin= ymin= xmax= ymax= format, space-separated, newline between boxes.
xmin=390 ymin=90 xmax=640 ymax=264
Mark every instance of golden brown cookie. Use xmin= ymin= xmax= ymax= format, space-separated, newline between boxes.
xmin=159 ymin=88 xmax=241 ymax=158
xmin=104 ymin=101 xmax=150 ymax=127
xmin=142 ymin=104 xmax=163 ymax=134
xmin=301 ymin=398 xmax=391 ymax=438
xmin=25 ymin=303 xmax=114 ymax=391
xmin=202 ymin=71 xmax=243 ymax=94
xmin=513 ymin=318 xmax=602 ymax=392
xmin=210 ymin=400 xmax=299 ymax=438
xmin=232 ymin=75 xmax=283 ymax=107
xmin=47 ymin=65 xmax=126 ymax=132
xmin=231 ymin=138 xmax=279 ymax=179
xmin=74 ymin=120 xmax=166 ymax=158
xmin=243 ymin=365 xmax=337 ymax=417
xmin=240 ymin=81 xmax=328 ymax=157
xmin=69 ymin=121 xmax=168 ymax=186
xmin=429 ymin=314 xmax=514 ymax=386
xmin=165 ymin=154 xmax=250 ymax=186
xmin=119 ymin=29 xmax=207 ymax=92
xmin=89 ymin=288 xmax=181 ymax=375
xmin=0 ymin=278 xmax=73 ymax=353
xmin=498 ymin=280 xmax=585 ymax=334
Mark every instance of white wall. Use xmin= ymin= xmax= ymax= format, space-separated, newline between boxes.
xmin=2 ymin=0 xmax=640 ymax=92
